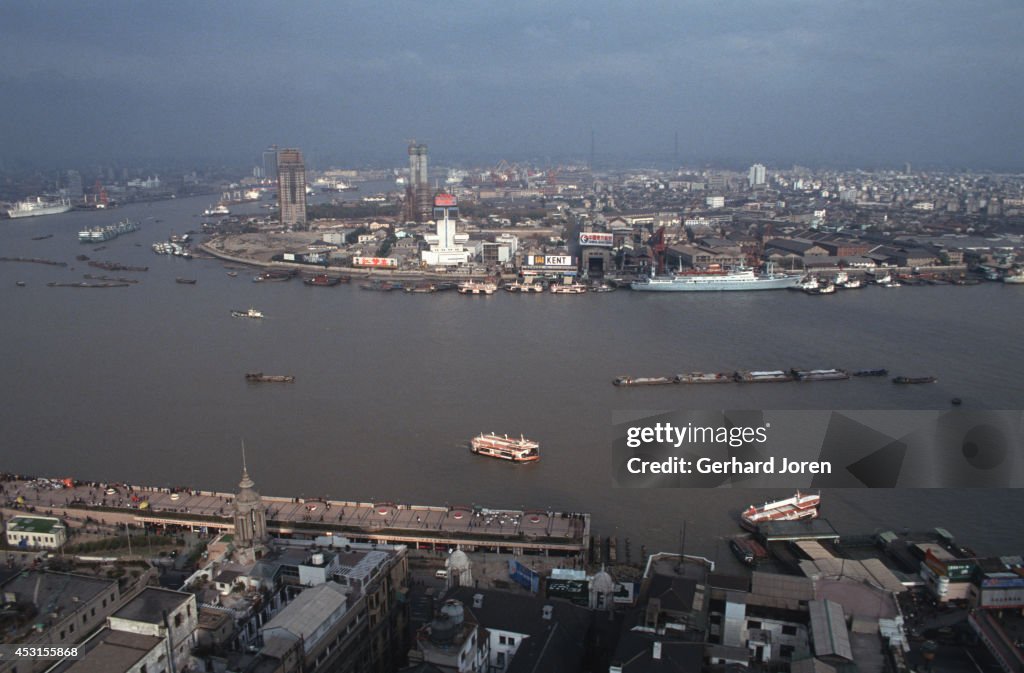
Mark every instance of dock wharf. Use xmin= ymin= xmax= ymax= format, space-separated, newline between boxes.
xmin=1 ymin=475 xmax=590 ymax=558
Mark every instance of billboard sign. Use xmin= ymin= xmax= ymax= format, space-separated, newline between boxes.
xmin=613 ymin=582 xmax=637 ymax=605
xmin=434 ymin=193 xmax=457 ymax=207
xmin=525 ymin=255 xmax=575 ymax=269
xmin=352 ymin=256 xmax=398 ymax=268
xmin=508 ymin=559 xmax=540 ymax=593
xmin=579 ymin=232 xmax=614 ymax=247
xmin=547 ymin=578 xmax=590 ymax=606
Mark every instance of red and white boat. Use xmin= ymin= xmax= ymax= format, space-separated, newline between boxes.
xmin=470 ymin=433 xmax=540 ymax=462
xmin=740 ymin=491 xmax=820 ymax=531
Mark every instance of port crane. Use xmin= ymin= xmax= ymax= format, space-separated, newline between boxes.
xmin=647 ymin=226 xmax=668 ymax=275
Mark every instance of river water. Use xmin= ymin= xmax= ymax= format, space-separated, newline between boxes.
xmin=1 ymin=193 xmax=1022 ymax=565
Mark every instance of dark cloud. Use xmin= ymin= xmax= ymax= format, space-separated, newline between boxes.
xmin=1 ymin=1 xmax=1021 ymax=168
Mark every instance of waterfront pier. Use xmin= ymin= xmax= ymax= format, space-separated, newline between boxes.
xmin=0 ymin=475 xmax=589 ymax=557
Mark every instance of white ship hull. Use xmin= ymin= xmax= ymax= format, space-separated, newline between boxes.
xmin=631 ymin=269 xmax=801 ymax=292
xmin=6 ymin=199 xmax=73 ymax=219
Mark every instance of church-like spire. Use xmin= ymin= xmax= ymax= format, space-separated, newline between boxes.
xmin=239 ymin=439 xmax=254 ymax=490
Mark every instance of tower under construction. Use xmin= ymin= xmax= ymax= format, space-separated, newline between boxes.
xmin=404 ymin=142 xmax=432 ymax=223
xmin=277 ymin=148 xmax=307 ymax=229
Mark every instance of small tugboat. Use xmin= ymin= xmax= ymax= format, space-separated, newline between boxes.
xmin=470 ymin=433 xmax=540 ymax=462
xmin=730 ymin=536 xmax=769 ymax=566
xmin=231 ymin=308 xmax=264 ymax=319
xmin=740 ymin=491 xmax=820 ymax=531
xmin=892 ymin=376 xmax=937 ymax=384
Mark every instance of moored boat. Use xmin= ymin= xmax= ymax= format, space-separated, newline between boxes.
xmin=740 ymin=491 xmax=820 ymax=531
xmin=853 ymin=368 xmax=888 ymax=377
xmin=505 ymin=280 xmax=545 ymax=292
xmin=303 ymin=273 xmax=341 ymax=287
xmin=253 ymin=270 xmax=294 ymax=282
xmin=175 ymin=277 xmax=197 ymax=285
xmin=231 ymin=308 xmax=264 ymax=319
xmin=458 ymin=280 xmax=497 ymax=294
xmin=5 ymin=197 xmax=72 ymax=219
xmin=631 ymin=264 xmax=801 ymax=292
xmin=550 ymin=282 xmax=588 ymax=294
xmin=730 ymin=537 xmax=769 ymax=566
xmin=470 ymin=433 xmax=540 ymax=462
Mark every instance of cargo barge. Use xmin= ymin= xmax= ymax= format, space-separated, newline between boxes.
xmin=791 ymin=368 xmax=850 ymax=381
xmin=613 ymin=376 xmax=674 ymax=386
xmin=246 ymin=372 xmax=295 ymax=383
xmin=893 ymin=376 xmax=937 ymax=384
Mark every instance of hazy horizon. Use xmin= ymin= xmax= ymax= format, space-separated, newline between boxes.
xmin=2 ymin=1 xmax=1022 ymax=171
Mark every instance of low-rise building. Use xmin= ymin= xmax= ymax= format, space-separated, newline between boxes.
xmin=5 ymin=515 xmax=67 ymax=549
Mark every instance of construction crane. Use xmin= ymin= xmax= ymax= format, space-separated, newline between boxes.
xmin=648 ymin=226 xmax=668 ymax=275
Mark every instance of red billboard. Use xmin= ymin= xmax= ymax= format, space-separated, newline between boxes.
xmin=352 ymin=256 xmax=398 ymax=268
xmin=434 ymin=193 xmax=457 ymax=207
xmin=579 ymin=232 xmax=614 ymax=247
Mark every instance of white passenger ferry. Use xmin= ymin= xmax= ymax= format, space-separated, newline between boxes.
xmin=470 ymin=433 xmax=540 ymax=462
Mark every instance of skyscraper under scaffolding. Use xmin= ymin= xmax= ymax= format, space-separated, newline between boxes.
xmin=277 ymin=148 xmax=307 ymax=229
xmin=404 ymin=142 xmax=432 ymax=223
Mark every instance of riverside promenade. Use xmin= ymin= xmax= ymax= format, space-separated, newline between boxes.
xmin=0 ymin=475 xmax=589 ymax=557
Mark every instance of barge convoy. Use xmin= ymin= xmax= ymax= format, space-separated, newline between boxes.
xmin=612 ymin=367 xmax=931 ymax=386
xmin=470 ymin=433 xmax=540 ymax=462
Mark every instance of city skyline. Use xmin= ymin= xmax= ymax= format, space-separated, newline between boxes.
xmin=1 ymin=1 xmax=1022 ymax=170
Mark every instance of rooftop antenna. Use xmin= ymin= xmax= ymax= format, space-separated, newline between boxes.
xmin=676 ymin=521 xmax=687 ymax=573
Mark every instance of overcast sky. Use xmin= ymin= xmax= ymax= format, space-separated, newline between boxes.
xmin=2 ymin=1 xmax=1022 ymax=170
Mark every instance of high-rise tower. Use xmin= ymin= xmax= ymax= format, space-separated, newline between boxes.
xmin=748 ymin=163 xmax=766 ymax=188
xmin=261 ymin=145 xmax=279 ymax=181
xmin=277 ymin=148 xmax=307 ymax=229
xmin=405 ymin=142 xmax=432 ymax=223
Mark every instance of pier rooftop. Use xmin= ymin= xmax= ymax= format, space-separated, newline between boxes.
xmin=0 ymin=475 xmax=589 ymax=556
